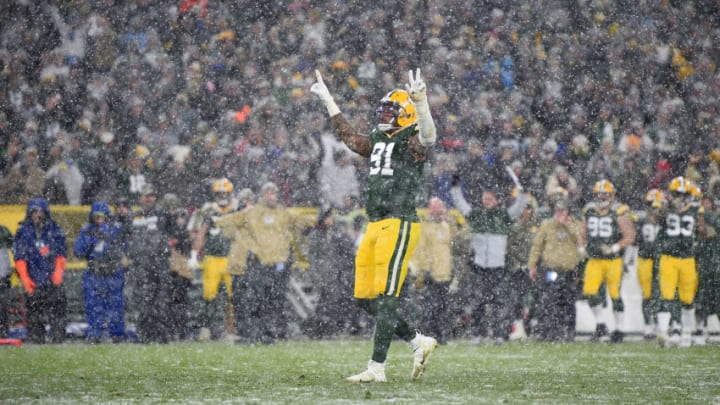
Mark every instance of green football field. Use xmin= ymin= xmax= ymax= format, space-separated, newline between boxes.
xmin=1 ymin=339 xmax=718 ymax=404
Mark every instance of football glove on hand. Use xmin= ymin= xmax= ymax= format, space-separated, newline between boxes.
xmin=405 ymin=68 xmax=436 ymax=147
xmin=405 ymin=68 xmax=427 ymax=103
xmin=599 ymin=243 xmax=621 ymax=255
xmin=310 ymin=69 xmax=341 ymax=117
xmin=187 ymin=250 xmax=200 ymax=270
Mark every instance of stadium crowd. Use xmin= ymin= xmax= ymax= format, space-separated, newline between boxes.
xmin=1 ymin=1 xmax=720 ymax=344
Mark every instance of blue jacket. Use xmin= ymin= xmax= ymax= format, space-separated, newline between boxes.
xmin=12 ymin=198 xmax=67 ymax=286
xmin=74 ymin=202 xmax=125 ymax=274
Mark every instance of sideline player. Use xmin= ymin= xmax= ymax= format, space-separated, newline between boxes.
xmin=578 ymin=180 xmax=635 ymax=342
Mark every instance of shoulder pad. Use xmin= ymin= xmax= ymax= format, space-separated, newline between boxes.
xmin=582 ymin=202 xmax=595 ymax=214
xmin=614 ymin=203 xmax=630 ymax=216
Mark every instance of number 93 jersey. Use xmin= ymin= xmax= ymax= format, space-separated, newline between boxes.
xmin=582 ymin=201 xmax=631 ymax=258
xmin=658 ymin=204 xmax=704 ymax=258
xmin=365 ymin=125 xmax=424 ymax=222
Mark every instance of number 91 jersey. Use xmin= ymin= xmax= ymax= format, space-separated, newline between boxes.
xmin=582 ymin=201 xmax=631 ymax=258
xmin=658 ymin=204 xmax=704 ymax=258
xmin=365 ymin=125 xmax=424 ymax=222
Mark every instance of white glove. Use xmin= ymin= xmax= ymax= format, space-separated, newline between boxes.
xmin=600 ymin=244 xmax=621 ymax=255
xmin=577 ymin=246 xmax=587 ymax=259
xmin=187 ymin=250 xmax=200 ymax=270
xmin=405 ymin=68 xmax=427 ymax=103
xmin=310 ymin=69 xmax=341 ymax=117
xmin=405 ymin=68 xmax=436 ymax=146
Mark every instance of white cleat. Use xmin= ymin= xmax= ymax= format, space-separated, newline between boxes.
xmin=509 ymin=319 xmax=528 ymax=341
xmin=197 ymin=327 xmax=211 ymax=342
xmin=410 ymin=333 xmax=438 ymax=379
xmin=346 ymin=360 xmax=386 ymax=383
xmin=679 ymin=333 xmax=692 ymax=348
xmin=656 ymin=333 xmax=669 ymax=348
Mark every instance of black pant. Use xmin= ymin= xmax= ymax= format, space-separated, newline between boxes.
xmin=167 ymin=272 xmax=192 ymax=340
xmin=25 ymin=284 xmax=67 ymax=343
xmin=417 ymin=276 xmax=452 ymax=343
xmin=535 ymin=267 xmax=578 ymax=341
xmin=245 ymin=257 xmax=291 ymax=343
xmin=132 ymin=263 xmax=170 ymax=343
xmin=0 ymin=276 xmax=11 ymax=338
xmin=231 ymin=274 xmax=250 ymax=339
xmin=467 ymin=265 xmax=508 ymax=340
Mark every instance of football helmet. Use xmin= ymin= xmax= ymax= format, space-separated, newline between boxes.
xmin=376 ymin=89 xmax=416 ymax=131
xmin=667 ymin=176 xmax=690 ymax=194
xmin=212 ymin=177 xmax=234 ymax=206
xmin=593 ymin=179 xmax=615 ymax=209
xmin=645 ymin=188 xmax=665 ymax=209
xmin=688 ymin=181 xmax=702 ymax=199
xmin=667 ymin=176 xmax=691 ymax=208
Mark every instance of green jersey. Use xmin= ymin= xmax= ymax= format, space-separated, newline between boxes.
xmin=193 ymin=202 xmax=237 ymax=257
xmin=582 ymin=201 xmax=631 ymax=259
xmin=658 ymin=204 xmax=703 ymax=258
xmin=364 ymin=125 xmax=424 ymax=222
xmin=637 ymin=217 xmax=660 ymax=260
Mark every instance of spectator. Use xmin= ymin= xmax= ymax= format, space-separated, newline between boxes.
xmin=0 ymin=146 xmax=45 ymax=205
xmin=545 ymin=165 xmax=580 ymax=206
xmin=455 ymin=138 xmax=493 ymax=207
xmin=73 ymin=201 xmax=127 ymax=343
xmin=45 ymin=142 xmax=84 ymax=205
xmin=12 ymin=198 xmax=67 ymax=344
xmin=117 ymin=145 xmax=152 ymax=205
xmin=317 ymin=148 xmax=360 ymax=210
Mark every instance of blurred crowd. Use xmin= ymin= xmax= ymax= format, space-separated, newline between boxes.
xmin=2 ymin=0 xmax=720 ymax=343
xmin=1 ymin=1 xmax=720 ymax=213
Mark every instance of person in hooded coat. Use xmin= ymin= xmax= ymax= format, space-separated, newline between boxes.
xmin=12 ymin=198 xmax=68 ymax=343
xmin=74 ymin=201 xmax=127 ymax=343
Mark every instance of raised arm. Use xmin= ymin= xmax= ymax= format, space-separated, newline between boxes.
xmin=311 ymin=70 xmax=371 ymax=157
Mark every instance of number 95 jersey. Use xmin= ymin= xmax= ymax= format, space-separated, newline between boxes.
xmin=582 ymin=201 xmax=632 ymax=258
xmin=365 ymin=125 xmax=424 ymax=222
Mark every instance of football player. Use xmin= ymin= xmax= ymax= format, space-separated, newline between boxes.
xmin=187 ymin=177 xmax=239 ymax=341
xmin=636 ymin=189 xmax=664 ymax=339
xmin=655 ymin=177 xmax=706 ymax=347
xmin=578 ymin=180 xmax=636 ymax=343
xmin=311 ymin=68 xmax=437 ymax=382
